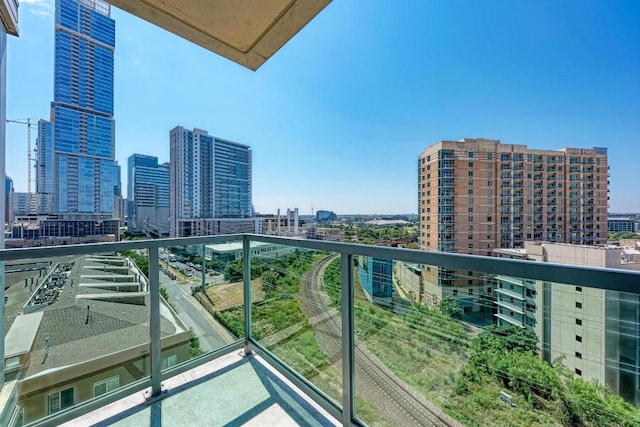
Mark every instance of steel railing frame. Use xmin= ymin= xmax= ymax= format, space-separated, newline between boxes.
xmin=2 ymin=233 xmax=638 ymax=427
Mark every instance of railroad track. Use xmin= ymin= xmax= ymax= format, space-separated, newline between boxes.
xmin=300 ymin=255 xmax=459 ymax=427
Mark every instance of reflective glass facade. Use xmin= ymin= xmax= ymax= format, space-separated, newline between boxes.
xmin=50 ymin=0 xmax=119 ymax=216
xmin=127 ymin=154 xmax=170 ymax=232
xmin=36 ymin=120 xmax=53 ymax=194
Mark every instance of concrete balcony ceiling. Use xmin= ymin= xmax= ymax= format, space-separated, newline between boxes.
xmin=108 ymin=0 xmax=332 ymax=70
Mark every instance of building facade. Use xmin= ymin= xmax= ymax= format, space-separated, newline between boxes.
xmin=127 ymin=154 xmax=169 ymax=236
xmin=358 ymin=257 xmax=393 ymax=304
xmin=608 ymin=217 xmax=640 ymax=234
xmin=49 ymin=0 xmax=120 ymax=219
xmin=169 ymin=126 xmax=252 ymax=237
xmin=5 ymin=174 xmax=12 ymax=224
xmin=416 ymin=138 xmax=609 ymax=308
xmin=316 ymin=210 xmax=337 ymax=222
xmin=36 ymin=119 xmax=53 ymax=196
xmin=494 ymin=242 xmax=640 ymax=406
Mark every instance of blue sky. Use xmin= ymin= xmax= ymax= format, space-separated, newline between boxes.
xmin=6 ymin=0 xmax=640 ymax=215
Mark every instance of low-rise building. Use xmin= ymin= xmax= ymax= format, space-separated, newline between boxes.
xmin=3 ymin=255 xmax=191 ymax=424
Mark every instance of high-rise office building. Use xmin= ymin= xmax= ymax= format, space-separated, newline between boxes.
xmin=4 ymin=174 xmax=12 ymax=224
xmin=127 ymin=154 xmax=170 ymax=236
xmin=169 ymin=126 xmax=254 ymax=237
xmin=416 ymin=138 xmax=609 ymax=307
xmin=36 ymin=119 xmax=52 ymax=194
xmin=49 ymin=0 xmax=120 ymax=218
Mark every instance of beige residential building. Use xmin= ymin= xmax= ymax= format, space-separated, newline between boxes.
xmin=416 ymin=138 xmax=608 ymax=307
xmin=495 ymin=242 xmax=640 ymax=406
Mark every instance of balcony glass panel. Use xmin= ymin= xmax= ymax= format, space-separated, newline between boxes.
xmin=159 ymin=244 xmax=239 ymax=364
xmin=3 ymin=251 xmax=151 ymax=425
xmin=248 ymin=244 xmax=342 ymax=407
xmin=2 ymin=237 xmax=640 ymax=427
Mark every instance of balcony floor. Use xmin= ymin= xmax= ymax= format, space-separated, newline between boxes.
xmin=62 ymin=351 xmax=339 ymax=427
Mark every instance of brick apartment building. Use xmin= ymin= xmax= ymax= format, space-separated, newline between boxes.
xmin=416 ymin=138 xmax=608 ymax=307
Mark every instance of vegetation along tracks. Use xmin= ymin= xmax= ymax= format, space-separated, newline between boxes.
xmin=300 ymin=254 xmax=459 ymax=427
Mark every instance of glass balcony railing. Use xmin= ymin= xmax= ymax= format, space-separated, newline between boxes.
xmin=2 ymin=234 xmax=640 ymax=426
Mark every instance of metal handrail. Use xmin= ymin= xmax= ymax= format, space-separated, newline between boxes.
xmin=4 ymin=233 xmax=640 ymax=426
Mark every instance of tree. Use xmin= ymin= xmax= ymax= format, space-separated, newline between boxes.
xmin=609 ymin=231 xmax=640 ymax=241
xmin=439 ymin=296 xmax=463 ymax=319
xmin=473 ymin=325 xmax=538 ymax=355
xmin=223 ymin=259 xmax=243 ymax=282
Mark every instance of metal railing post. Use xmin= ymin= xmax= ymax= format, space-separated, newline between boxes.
xmin=341 ymin=252 xmax=355 ymax=425
xmin=243 ymin=235 xmax=252 ymax=353
xmin=148 ymin=247 xmax=162 ymax=397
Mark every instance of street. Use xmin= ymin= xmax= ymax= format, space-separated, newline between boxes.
xmin=159 ymin=269 xmax=234 ymax=352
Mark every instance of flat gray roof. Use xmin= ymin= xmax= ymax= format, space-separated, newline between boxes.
xmin=5 ymin=312 xmax=43 ymax=358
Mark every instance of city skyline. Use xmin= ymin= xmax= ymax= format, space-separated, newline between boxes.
xmin=6 ymin=0 xmax=640 ymax=215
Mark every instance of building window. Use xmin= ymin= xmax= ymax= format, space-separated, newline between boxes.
xmin=468 ymin=171 xmax=474 ymax=177
xmin=576 ymin=335 xmax=582 ymax=342
xmin=576 ymin=286 xmax=582 ymax=292
xmin=468 ymin=287 xmax=473 ymax=294
xmin=94 ymin=376 xmax=120 ymax=397
xmin=576 ymin=302 xmax=582 ymax=309
xmin=468 ymin=161 xmax=474 ymax=167
xmin=575 ymin=368 xmax=582 ymax=376
xmin=575 ymin=352 xmax=582 ymax=359
xmin=48 ymin=388 xmax=75 ymax=415
xmin=468 ymin=207 xmax=474 ymax=213
xmin=453 ymin=289 xmax=458 ymax=295
xmin=162 ymin=354 xmax=178 ymax=370
xmin=5 ymin=356 xmax=20 ymax=370
xmin=468 ymin=243 xmax=473 ymax=249
xmin=469 ymin=151 xmax=474 ymax=158
xmin=576 ymin=318 xmax=582 ymax=326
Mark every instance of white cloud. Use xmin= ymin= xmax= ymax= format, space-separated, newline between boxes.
xmin=22 ymin=0 xmax=54 ymax=18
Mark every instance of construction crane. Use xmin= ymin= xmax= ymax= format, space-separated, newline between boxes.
xmin=6 ymin=118 xmax=37 ymax=193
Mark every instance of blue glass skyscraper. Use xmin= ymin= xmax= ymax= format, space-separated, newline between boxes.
xmin=127 ymin=154 xmax=170 ymax=235
xmin=50 ymin=0 xmax=120 ymax=217
xmin=36 ymin=119 xmax=52 ymax=194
